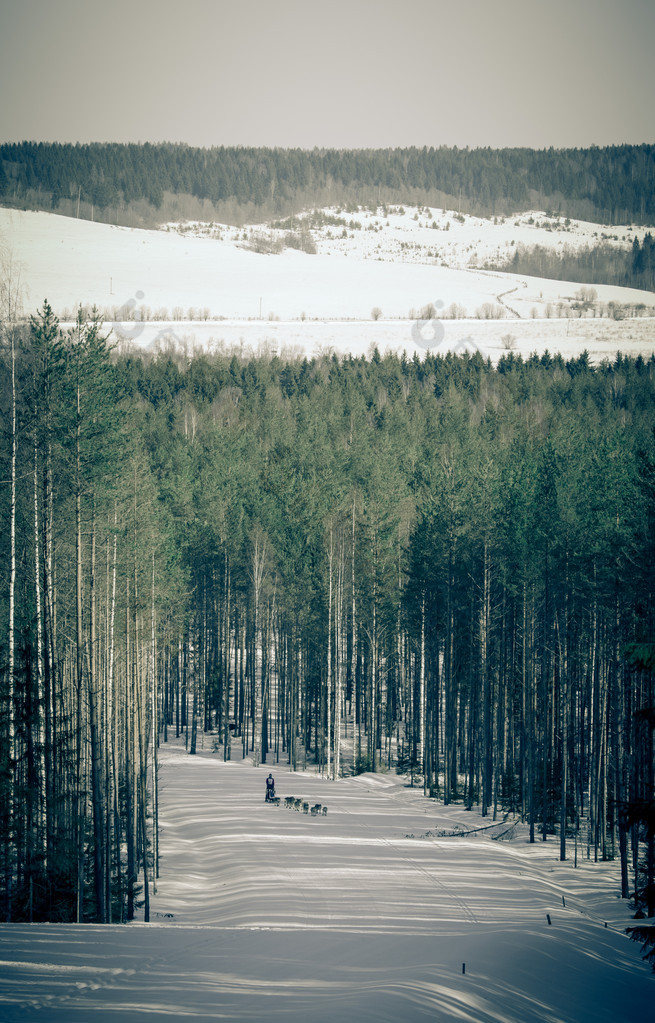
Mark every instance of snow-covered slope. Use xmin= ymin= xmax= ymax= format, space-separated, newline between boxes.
xmin=0 ymin=739 xmax=651 ymax=1022
xmin=0 ymin=205 xmax=652 ymax=320
xmin=175 ymin=204 xmax=646 ymax=274
xmin=2 ymin=205 xmax=654 ymax=362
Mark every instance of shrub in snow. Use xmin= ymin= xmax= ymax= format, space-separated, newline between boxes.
xmin=447 ymin=302 xmax=467 ymax=319
xmin=245 ymin=233 xmax=283 ymax=255
xmin=476 ymin=302 xmax=503 ymax=320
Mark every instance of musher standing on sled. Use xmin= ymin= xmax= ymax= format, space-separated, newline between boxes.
xmin=266 ymin=773 xmax=275 ymax=801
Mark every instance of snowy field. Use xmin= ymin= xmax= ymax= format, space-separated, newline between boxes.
xmin=1 ymin=206 xmax=654 ymax=365
xmin=105 ymin=314 xmax=655 ymax=365
xmin=0 ymin=738 xmax=651 ymax=1022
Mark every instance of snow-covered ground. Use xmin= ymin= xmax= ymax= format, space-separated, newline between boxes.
xmin=106 ymin=314 xmax=655 ymax=365
xmin=2 ymin=205 xmax=654 ymax=365
xmin=0 ymin=738 xmax=651 ymax=1022
xmin=165 ymin=204 xmax=650 ymax=272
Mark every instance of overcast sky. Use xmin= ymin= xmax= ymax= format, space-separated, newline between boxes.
xmin=1 ymin=0 xmax=653 ymax=150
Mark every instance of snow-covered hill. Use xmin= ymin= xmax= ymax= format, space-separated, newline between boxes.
xmin=0 ymin=739 xmax=651 ymax=1022
xmin=2 ymin=205 xmax=654 ymax=362
xmin=169 ymin=204 xmax=647 ymax=275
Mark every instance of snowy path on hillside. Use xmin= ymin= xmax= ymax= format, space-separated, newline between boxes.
xmin=0 ymin=740 xmax=652 ymax=1022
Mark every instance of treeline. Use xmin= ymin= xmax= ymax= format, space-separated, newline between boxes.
xmin=0 ymin=300 xmax=186 ymax=923
xmin=492 ymin=232 xmax=655 ymax=292
xmin=631 ymin=233 xmax=655 ymax=290
xmin=1 ymin=142 xmax=654 ymax=226
xmin=2 ymin=304 xmax=655 ymax=922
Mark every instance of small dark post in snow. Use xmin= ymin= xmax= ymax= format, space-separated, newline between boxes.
xmin=546 ymin=914 xmax=552 ymax=925
xmin=462 ymin=963 xmax=466 ymax=974
xmin=562 ymin=896 xmax=566 ymax=907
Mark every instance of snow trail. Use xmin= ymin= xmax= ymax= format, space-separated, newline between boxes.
xmin=0 ymin=737 xmax=652 ymax=1021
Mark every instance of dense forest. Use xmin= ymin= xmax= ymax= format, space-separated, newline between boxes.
xmin=2 ymin=142 xmax=654 ymax=227
xmin=1 ymin=295 xmax=655 ymax=924
xmin=491 ymin=232 xmax=655 ymax=292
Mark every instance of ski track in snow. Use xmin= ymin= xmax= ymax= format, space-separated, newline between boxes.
xmin=0 ymin=738 xmax=652 ymax=1022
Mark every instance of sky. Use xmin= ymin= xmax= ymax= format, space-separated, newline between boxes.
xmin=0 ymin=0 xmax=653 ymax=151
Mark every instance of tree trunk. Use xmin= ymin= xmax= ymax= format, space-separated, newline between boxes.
xmin=6 ymin=317 xmax=17 ymax=919
xmin=223 ymin=552 xmax=231 ymax=761
xmin=420 ymin=595 xmax=426 ymax=794
xmin=75 ymin=360 xmax=85 ymax=923
xmin=87 ymin=507 xmax=106 ymax=920
xmin=33 ymin=439 xmax=47 ymax=866
xmin=125 ymin=576 xmax=136 ymax=922
xmin=326 ymin=526 xmax=333 ymax=778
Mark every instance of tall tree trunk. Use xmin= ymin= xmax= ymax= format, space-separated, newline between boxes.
xmin=87 ymin=507 xmax=106 ymax=920
xmin=351 ymin=498 xmax=357 ymax=778
xmin=444 ymin=546 xmax=455 ymax=803
xmin=481 ymin=540 xmax=491 ymax=816
xmin=189 ymin=628 xmax=198 ymax=755
xmin=33 ymin=438 xmax=46 ymax=866
xmin=326 ymin=526 xmax=333 ymax=778
xmin=107 ymin=508 xmax=120 ymax=919
xmin=75 ymin=359 xmax=85 ymax=923
xmin=136 ymin=616 xmax=150 ymax=924
xmin=125 ymin=576 xmax=136 ymax=922
xmin=151 ymin=554 xmax=159 ymax=885
xmin=420 ymin=595 xmax=426 ymax=794
xmin=559 ymin=606 xmax=568 ymax=862
xmin=334 ymin=531 xmax=344 ymax=781
xmin=6 ymin=317 xmax=17 ymax=919
xmin=251 ymin=528 xmax=267 ymax=766
xmin=43 ymin=439 xmax=57 ymax=882
xmin=223 ymin=552 xmax=231 ymax=761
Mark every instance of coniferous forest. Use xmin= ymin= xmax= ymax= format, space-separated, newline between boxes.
xmin=1 ymin=297 xmax=655 ymax=924
xmin=2 ymin=142 xmax=654 ymax=226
